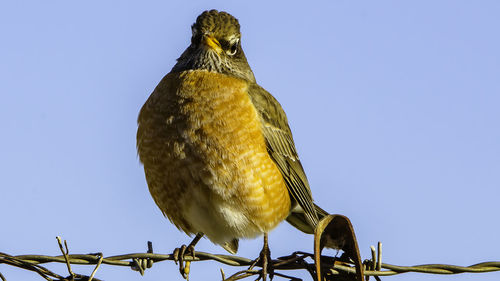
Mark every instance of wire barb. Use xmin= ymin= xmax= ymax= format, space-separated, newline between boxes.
xmin=88 ymin=253 xmax=103 ymax=281
xmin=56 ymin=236 xmax=75 ymax=280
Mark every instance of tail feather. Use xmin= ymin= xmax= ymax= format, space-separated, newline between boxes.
xmin=286 ymin=203 xmax=329 ymax=234
xmin=222 ymin=238 xmax=239 ymax=254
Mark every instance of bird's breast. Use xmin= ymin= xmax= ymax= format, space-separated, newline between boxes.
xmin=137 ymin=70 xmax=291 ymax=239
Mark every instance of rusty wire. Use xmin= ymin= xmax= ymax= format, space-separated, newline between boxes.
xmin=0 ymin=238 xmax=499 ymax=281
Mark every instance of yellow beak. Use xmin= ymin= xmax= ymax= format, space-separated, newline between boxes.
xmin=202 ymin=34 xmax=222 ymax=54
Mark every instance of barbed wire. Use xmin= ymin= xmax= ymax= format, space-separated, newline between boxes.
xmin=0 ymin=237 xmax=499 ymax=281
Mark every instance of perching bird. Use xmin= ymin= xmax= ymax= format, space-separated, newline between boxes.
xmin=137 ymin=9 xmax=328 ymax=279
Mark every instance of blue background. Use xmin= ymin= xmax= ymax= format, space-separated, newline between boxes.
xmin=1 ymin=1 xmax=499 ymax=281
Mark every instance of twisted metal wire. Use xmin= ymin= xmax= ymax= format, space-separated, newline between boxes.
xmin=1 ymin=251 xmax=500 ymax=278
xmin=1 ymin=238 xmax=499 ymax=280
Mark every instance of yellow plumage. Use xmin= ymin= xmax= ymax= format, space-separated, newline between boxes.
xmin=137 ymin=70 xmax=291 ymax=246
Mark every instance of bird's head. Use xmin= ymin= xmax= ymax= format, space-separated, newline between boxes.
xmin=172 ymin=10 xmax=255 ymax=82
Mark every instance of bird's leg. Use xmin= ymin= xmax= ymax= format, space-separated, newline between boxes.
xmin=260 ymin=233 xmax=273 ymax=281
xmin=173 ymin=233 xmax=203 ymax=279
xmin=248 ymin=233 xmax=273 ymax=281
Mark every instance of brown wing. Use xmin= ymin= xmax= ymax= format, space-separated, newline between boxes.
xmin=247 ymin=83 xmax=319 ymax=228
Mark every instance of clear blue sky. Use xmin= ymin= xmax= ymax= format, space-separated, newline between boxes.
xmin=1 ymin=1 xmax=499 ymax=281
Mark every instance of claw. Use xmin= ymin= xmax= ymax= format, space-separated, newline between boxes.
xmin=178 ymin=244 xmax=188 ymax=278
xmin=173 ymin=247 xmax=180 ymax=264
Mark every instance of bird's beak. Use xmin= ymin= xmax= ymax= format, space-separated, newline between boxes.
xmin=202 ymin=34 xmax=222 ymax=54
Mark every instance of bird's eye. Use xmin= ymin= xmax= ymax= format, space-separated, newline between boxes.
xmin=226 ymin=41 xmax=238 ymax=56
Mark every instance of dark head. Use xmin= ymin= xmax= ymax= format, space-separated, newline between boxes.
xmin=172 ymin=10 xmax=255 ymax=82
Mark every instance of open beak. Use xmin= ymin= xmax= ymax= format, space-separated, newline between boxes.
xmin=201 ymin=34 xmax=222 ymax=54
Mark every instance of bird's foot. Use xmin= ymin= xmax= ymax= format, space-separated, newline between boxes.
xmin=224 ymin=249 xmax=273 ymax=281
xmin=173 ymin=233 xmax=203 ymax=280
xmin=173 ymin=244 xmax=196 ymax=279
xmin=248 ymin=234 xmax=273 ymax=281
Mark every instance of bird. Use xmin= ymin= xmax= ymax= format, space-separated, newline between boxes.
xmin=136 ymin=9 xmax=329 ymax=279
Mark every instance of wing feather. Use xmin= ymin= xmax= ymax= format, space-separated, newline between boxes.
xmin=247 ymin=83 xmax=319 ymax=228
